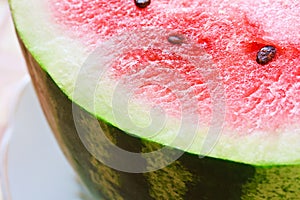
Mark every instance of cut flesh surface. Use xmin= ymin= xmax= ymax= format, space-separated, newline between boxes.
xmin=10 ymin=0 xmax=300 ymax=165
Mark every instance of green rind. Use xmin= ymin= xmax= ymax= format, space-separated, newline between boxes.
xmin=18 ymin=34 xmax=300 ymax=200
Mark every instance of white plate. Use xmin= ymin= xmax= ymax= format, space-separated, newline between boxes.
xmin=2 ymin=81 xmax=93 ymax=200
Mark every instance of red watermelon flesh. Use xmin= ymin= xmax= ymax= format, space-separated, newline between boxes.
xmin=49 ymin=0 xmax=300 ymax=135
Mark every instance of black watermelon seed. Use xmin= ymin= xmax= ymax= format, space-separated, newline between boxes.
xmin=167 ymin=34 xmax=185 ymax=45
xmin=256 ymin=45 xmax=276 ymax=65
xmin=134 ymin=0 xmax=151 ymax=8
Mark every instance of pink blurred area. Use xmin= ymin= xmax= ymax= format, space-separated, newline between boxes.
xmin=0 ymin=0 xmax=28 ymax=138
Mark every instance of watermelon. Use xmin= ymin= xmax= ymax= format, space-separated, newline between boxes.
xmin=9 ymin=0 xmax=300 ymax=199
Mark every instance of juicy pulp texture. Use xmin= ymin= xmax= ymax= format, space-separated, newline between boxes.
xmin=10 ymin=0 xmax=300 ymax=165
xmin=50 ymin=0 xmax=300 ymax=133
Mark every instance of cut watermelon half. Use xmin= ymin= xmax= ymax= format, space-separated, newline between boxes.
xmin=10 ymin=0 xmax=300 ymax=165
xmin=9 ymin=0 xmax=300 ymax=199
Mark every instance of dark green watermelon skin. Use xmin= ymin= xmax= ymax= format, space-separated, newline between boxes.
xmin=18 ymin=35 xmax=300 ymax=200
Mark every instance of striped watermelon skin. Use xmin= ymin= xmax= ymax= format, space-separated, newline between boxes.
xmin=19 ymin=37 xmax=300 ymax=200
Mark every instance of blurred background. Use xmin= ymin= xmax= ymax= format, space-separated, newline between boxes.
xmin=0 ymin=0 xmax=27 ymax=138
xmin=0 ymin=0 xmax=28 ymax=199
